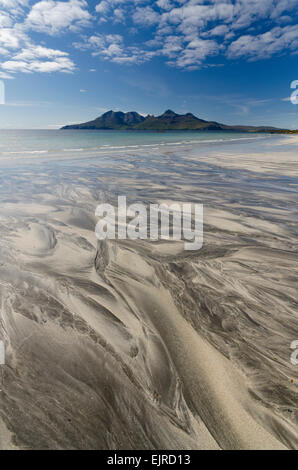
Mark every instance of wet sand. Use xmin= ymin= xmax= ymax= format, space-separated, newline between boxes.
xmin=0 ymin=135 xmax=297 ymax=449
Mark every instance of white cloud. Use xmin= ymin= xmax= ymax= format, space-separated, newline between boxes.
xmin=72 ymin=0 xmax=298 ymax=70
xmin=74 ymin=32 xmax=156 ymax=64
xmin=0 ymin=12 xmax=13 ymax=27
xmin=94 ymin=0 xmax=136 ymax=24
xmin=2 ymin=46 xmax=75 ymax=73
xmin=0 ymin=1 xmax=89 ymax=77
xmin=160 ymin=35 xmax=183 ymax=58
xmin=228 ymin=25 xmax=298 ymax=59
xmin=169 ymin=37 xmax=220 ymax=69
xmin=0 ymin=0 xmax=27 ymax=7
xmin=0 ymin=0 xmax=297 ymax=75
xmin=95 ymin=1 xmax=109 ymax=14
xmin=0 ymin=0 xmax=28 ymax=16
xmin=13 ymin=45 xmax=69 ymax=60
xmin=74 ymin=33 xmax=122 ymax=50
xmin=156 ymin=0 xmax=172 ymax=11
xmin=161 ymin=3 xmax=234 ymax=36
xmin=2 ymin=56 xmax=75 ymax=73
xmin=133 ymin=6 xmax=160 ymax=26
xmin=270 ymin=0 xmax=298 ymax=20
xmin=114 ymin=8 xmax=125 ymax=23
xmin=26 ymin=0 xmax=92 ymax=34
xmin=0 ymin=27 xmax=28 ymax=49
xmin=205 ymin=25 xmax=230 ymax=37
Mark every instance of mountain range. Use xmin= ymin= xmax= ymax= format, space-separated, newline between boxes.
xmin=61 ymin=110 xmax=279 ymax=132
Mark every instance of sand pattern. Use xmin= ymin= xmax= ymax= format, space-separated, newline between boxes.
xmin=0 ymin=135 xmax=297 ymax=449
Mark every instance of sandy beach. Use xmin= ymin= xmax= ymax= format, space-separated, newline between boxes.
xmin=0 ymin=133 xmax=297 ymax=450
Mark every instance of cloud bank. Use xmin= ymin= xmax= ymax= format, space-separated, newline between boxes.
xmin=0 ymin=0 xmax=297 ymax=77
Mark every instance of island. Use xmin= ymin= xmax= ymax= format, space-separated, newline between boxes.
xmin=61 ymin=109 xmax=286 ymax=132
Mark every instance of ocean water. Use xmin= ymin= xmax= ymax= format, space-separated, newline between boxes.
xmin=0 ymin=129 xmax=272 ymax=159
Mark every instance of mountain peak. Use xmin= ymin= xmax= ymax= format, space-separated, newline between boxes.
xmin=162 ymin=109 xmax=177 ymax=116
xmin=102 ymin=110 xmax=122 ymax=116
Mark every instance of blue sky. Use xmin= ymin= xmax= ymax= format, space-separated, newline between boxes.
xmin=0 ymin=0 xmax=298 ymax=128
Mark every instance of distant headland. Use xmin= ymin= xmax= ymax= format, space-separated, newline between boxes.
xmin=61 ymin=109 xmax=295 ymax=132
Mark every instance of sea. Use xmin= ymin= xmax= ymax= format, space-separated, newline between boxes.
xmin=0 ymin=129 xmax=276 ymax=160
